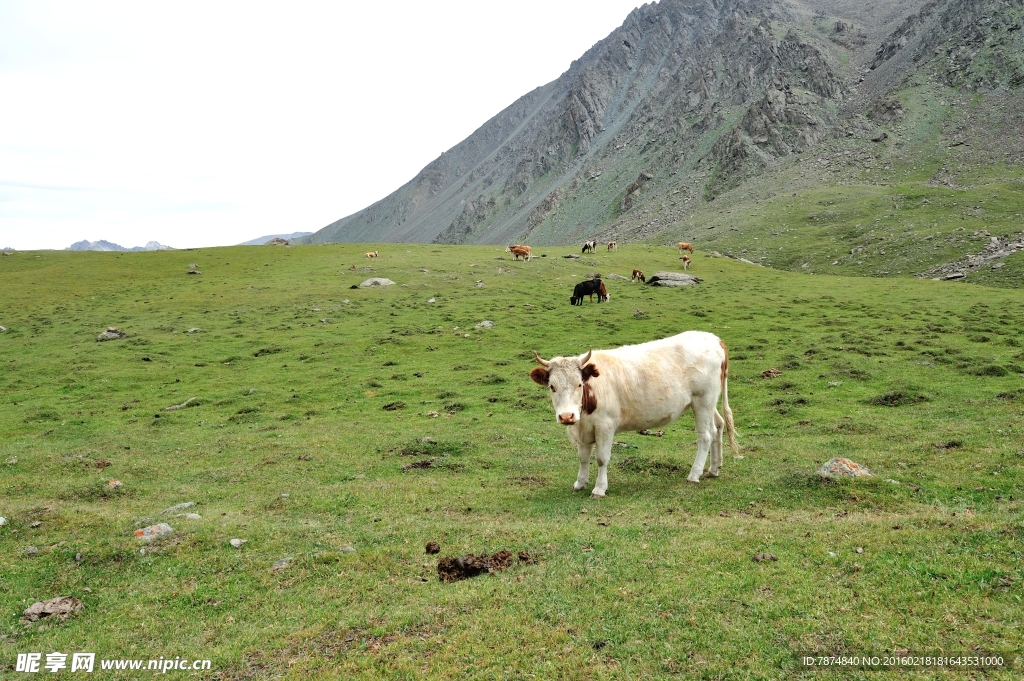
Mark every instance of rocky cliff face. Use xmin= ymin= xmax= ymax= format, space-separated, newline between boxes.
xmin=301 ymin=0 xmax=1024 ymax=247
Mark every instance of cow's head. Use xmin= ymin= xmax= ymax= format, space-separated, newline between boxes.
xmin=529 ymin=349 xmax=600 ymax=425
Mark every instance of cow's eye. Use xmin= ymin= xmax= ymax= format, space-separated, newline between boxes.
xmin=550 ymin=386 xmax=556 ymax=393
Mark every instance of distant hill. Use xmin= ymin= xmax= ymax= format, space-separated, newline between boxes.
xmin=298 ymin=0 xmax=1024 ymax=287
xmin=66 ymin=240 xmax=174 ymax=252
xmin=238 ymin=232 xmax=313 ymax=246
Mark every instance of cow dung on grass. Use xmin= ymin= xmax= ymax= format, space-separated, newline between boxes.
xmin=438 ymin=550 xmax=514 ymax=582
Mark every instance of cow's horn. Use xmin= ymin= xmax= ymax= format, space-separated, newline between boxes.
xmin=533 ymin=351 xmax=549 ymax=367
xmin=580 ymin=348 xmax=592 ymax=366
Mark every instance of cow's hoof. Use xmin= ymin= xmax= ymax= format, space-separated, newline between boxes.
xmin=590 ymin=491 xmax=606 ymax=499
xmin=704 ymin=470 xmax=720 ymax=479
xmin=573 ymin=482 xmax=588 ymax=491
xmin=686 ymin=476 xmax=701 ymax=484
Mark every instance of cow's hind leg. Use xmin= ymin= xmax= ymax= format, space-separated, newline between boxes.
xmin=706 ymin=410 xmax=725 ymax=478
xmin=687 ymin=398 xmax=717 ymax=483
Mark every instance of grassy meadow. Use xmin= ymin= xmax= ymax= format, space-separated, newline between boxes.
xmin=1 ymin=244 xmax=1022 ymax=679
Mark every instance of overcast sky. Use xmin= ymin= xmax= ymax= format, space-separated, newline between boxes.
xmin=0 ymin=1 xmax=645 ymax=250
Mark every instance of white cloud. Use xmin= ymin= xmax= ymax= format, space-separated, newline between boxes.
xmin=0 ymin=0 xmax=643 ymax=250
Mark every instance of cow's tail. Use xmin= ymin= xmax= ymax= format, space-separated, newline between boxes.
xmin=721 ymin=344 xmax=738 ymax=453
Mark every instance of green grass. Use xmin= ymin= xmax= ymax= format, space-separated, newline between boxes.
xmin=1 ymin=245 xmax=1023 ymax=679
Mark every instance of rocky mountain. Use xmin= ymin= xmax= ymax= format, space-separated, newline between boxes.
xmin=300 ymin=0 xmax=1024 ymax=274
xmin=238 ymin=232 xmax=313 ymax=246
xmin=66 ymin=240 xmax=174 ymax=252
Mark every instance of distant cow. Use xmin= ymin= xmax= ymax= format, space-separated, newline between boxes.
xmin=681 ymin=255 xmax=691 ymax=270
xmin=529 ymin=332 xmax=737 ymax=497
xmin=365 ymin=251 xmax=379 ymax=258
xmin=570 ymin=278 xmax=609 ymax=305
xmin=631 ymin=269 xmax=645 ymax=283
xmin=508 ymin=245 xmax=532 ymax=261
xmin=677 ymin=242 xmax=694 ymax=254
xmin=582 ymin=241 xmax=597 ymax=254
xmin=607 ymin=241 xmax=617 ymax=251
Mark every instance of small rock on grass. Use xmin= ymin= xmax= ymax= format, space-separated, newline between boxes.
xmin=753 ymin=552 xmax=778 ymax=563
xmin=135 ymin=523 xmax=174 ymax=541
xmin=340 ymin=546 xmax=356 ymax=553
xmin=819 ymin=458 xmax=872 ymax=478
xmin=96 ymin=327 xmax=128 ymax=341
xmin=25 ymin=546 xmax=39 ymax=555
xmin=229 ymin=538 xmax=247 ymax=548
xmin=161 ymin=502 xmax=194 ymax=515
xmin=22 ymin=596 xmax=83 ymax=623
xmin=270 ymin=557 xmax=293 ymax=572
xmin=0 ymin=517 xmax=7 ymax=526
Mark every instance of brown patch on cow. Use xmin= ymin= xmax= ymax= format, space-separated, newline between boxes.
xmin=582 ymin=363 xmax=600 ymax=381
xmin=530 ymin=367 xmax=550 ymax=386
xmin=582 ymin=382 xmax=598 ymax=415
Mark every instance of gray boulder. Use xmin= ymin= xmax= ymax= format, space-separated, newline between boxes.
xmin=359 ymin=278 xmax=396 ymax=288
xmin=646 ymin=272 xmax=702 ymax=287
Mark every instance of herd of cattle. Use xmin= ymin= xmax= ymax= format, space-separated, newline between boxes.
xmin=502 ymin=241 xmax=697 ymax=305
xmin=369 ymin=243 xmax=696 ymax=304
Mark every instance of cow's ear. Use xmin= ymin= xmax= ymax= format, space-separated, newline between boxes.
xmin=582 ymin=363 xmax=600 ymax=381
xmin=530 ymin=367 xmax=550 ymax=386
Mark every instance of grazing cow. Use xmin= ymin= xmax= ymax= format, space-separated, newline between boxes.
xmin=530 ymin=332 xmax=737 ymax=497
xmin=582 ymin=241 xmax=597 ymax=254
xmin=509 ymin=245 xmax=532 ymax=261
xmin=631 ymin=269 xmax=645 ymax=283
xmin=365 ymin=250 xmax=379 ymax=258
xmin=677 ymin=242 xmax=694 ymax=254
xmin=570 ymin=278 xmax=608 ymax=305
xmin=681 ymin=255 xmax=691 ymax=270
xmin=607 ymin=241 xmax=617 ymax=251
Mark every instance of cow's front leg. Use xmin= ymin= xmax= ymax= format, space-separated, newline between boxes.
xmin=573 ymin=441 xmax=592 ymax=491
xmin=591 ymin=428 xmax=615 ymax=498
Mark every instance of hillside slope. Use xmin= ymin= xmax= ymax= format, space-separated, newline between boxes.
xmin=301 ymin=0 xmax=1024 ymax=286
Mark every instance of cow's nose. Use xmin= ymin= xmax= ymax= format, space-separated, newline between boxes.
xmin=558 ymin=413 xmax=577 ymax=425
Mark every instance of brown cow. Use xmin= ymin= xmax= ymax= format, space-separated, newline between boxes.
xmin=677 ymin=242 xmax=694 ymax=254
xmin=607 ymin=241 xmax=617 ymax=251
xmin=682 ymin=255 xmax=691 ymax=270
xmin=509 ymin=245 xmax=532 ymax=261
xmin=631 ymin=269 xmax=645 ymax=283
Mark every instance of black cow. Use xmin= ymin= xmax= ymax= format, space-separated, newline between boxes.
xmin=570 ymin=278 xmax=609 ymax=305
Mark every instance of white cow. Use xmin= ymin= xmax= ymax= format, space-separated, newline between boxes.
xmin=530 ymin=331 xmax=737 ymax=497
